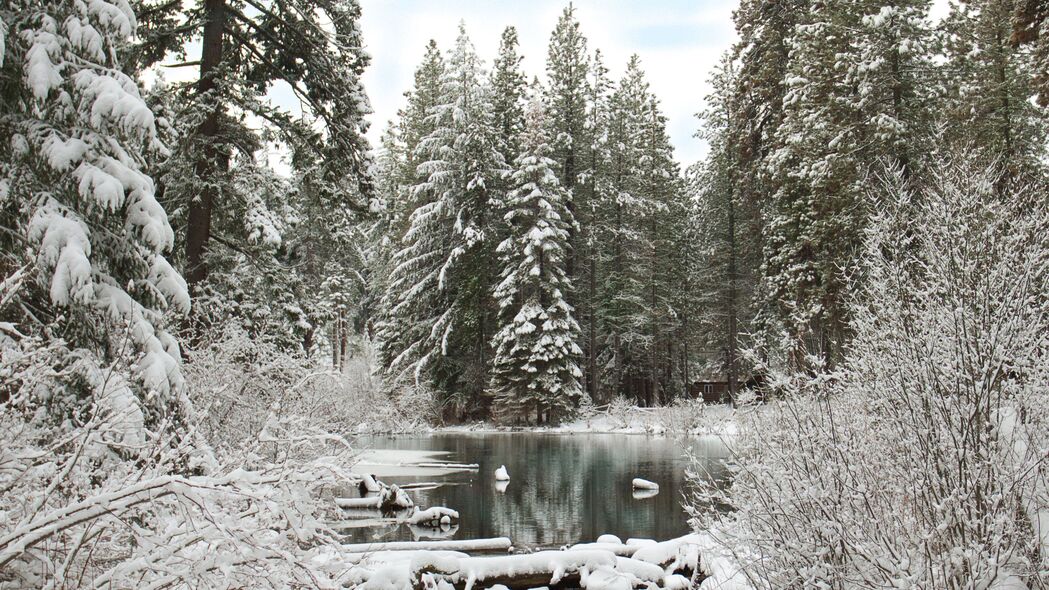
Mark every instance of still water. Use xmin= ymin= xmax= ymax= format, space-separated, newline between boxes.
xmin=340 ymin=433 xmax=729 ymax=548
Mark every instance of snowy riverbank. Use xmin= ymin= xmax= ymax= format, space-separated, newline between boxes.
xmin=354 ymin=402 xmax=737 ymax=437
xmin=325 ymin=530 xmax=753 ymax=590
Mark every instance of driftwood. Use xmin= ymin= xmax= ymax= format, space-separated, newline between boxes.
xmin=343 ymin=537 xmax=513 ymax=554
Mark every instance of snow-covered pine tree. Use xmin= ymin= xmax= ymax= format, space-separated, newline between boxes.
xmin=941 ymin=0 xmax=1047 ymax=186
xmin=491 ymin=26 xmax=528 ymax=169
xmin=577 ymin=48 xmax=614 ymax=403
xmin=761 ymin=0 xmax=867 ymax=371
xmin=490 ymin=93 xmax=583 ymax=424
xmin=598 ymin=55 xmax=666 ymax=403
xmin=691 ymin=58 xmax=751 ymax=402
xmin=544 ymin=3 xmax=591 ymax=331
xmin=637 ymin=93 xmax=687 ymax=405
xmin=376 ymin=42 xmax=445 ymax=379
xmin=0 ymin=0 xmax=189 ymax=417
xmin=720 ymin=0 xmax=801 ymax=363
xmin=383 ymin=25 xmax=508 ymax=417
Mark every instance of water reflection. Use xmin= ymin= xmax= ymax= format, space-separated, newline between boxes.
xmin=342 ymin=433 xmax=730 ymax=547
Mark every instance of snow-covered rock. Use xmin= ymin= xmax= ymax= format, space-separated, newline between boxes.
xmin=632 ymin=534 xmax=702 ymax=571
xmin=495 ymin=465 xmax=510 ymax=481
xmin=596 ymin=534 xmax=623 ymax=545
xmin=631 ymin=478 xmax=658 ymax=490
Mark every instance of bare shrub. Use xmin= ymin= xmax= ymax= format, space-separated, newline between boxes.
xmin=690 ymin=162 xmax=1049 ymax=589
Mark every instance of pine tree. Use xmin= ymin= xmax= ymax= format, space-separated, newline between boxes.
xmin=692 ymin=58 xmax=750 ymax=401
xmin=722 ymin=0 xmax=802 ymax=366
xmin=942 ymin=0 xmax=1047 ymax=185
xmin=638 ymin=94 xmax=687 ymax=405
xmin=761 ymin=0 xmax=870 ymax=370
xmin=491 ymin=27 xmax=528 ymax=168
xmin=376 ymin=42 xmax=444 ymax=378
xmin=135 ymin=0 xmax=375 ymax=338
xmin=577 ymin=49 xmax=614 ymax=403
xmin=599 ymin=56 xmax=667 ymax=403
xmin=382 ymin=25 xmax=508 ymax=416
xmin=0 ymin=0 xmax=188 ymax=414
xmin=544 ymin=2 xmax=591 ymax=325
xmin=490 ymin=95 xmax=583 ymax=424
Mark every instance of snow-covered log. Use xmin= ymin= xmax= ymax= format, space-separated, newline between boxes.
xmin=407 ymin=506 xmax=460 ymax=527
xmin=343 ymin=537 xmax=513 ymax=554
xmin=337 ymin=484 xmax=414 ymax=511
xmin=345 ymin=535 xmax=729 ymax=590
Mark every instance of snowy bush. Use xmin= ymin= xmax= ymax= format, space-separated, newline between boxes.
xmin=183 ymin=325 xmax=424 ymax=441
xmin=656 ymin=397 xmax=712 ymax=435
xmin=0 ymin=318 xmax=364 ymax=588
xmin=689 ymin=161 xmax=1049 ymax=588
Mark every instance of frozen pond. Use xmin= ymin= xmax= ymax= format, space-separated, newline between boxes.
xmin=339 ymin=432 xmax=730 ymax=548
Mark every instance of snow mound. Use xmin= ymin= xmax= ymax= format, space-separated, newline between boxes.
xmin=631 ymin=478 xmax=659 ymax=490
xmin=495 ymin=465 xmax=510 ymax=481
xmin=408 ymin=506 xmax=460 ymax=527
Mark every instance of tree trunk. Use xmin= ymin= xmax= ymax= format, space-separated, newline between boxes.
xmin=726 ymin=184 xmax=739 ymax=402
xmin=185 ymin=0 xmax=227 ymax=290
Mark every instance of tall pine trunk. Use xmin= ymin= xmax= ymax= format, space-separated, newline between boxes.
xmin=185 ymin=0 xmax=227 ymax=290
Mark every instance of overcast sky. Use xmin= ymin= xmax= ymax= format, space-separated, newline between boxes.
xmin=357 ymin=0 xmax=738 ymax=167
xmin=152 ymin=1 xmax=951 ymax=169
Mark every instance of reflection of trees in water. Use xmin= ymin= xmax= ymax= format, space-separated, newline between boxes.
xmin=342 ymin=434 xmax=732 ymax=545
xmin=487 ymin=435 xmax=590 ymax=546
xmin=683 ymin=441 xmax=735 ymax=516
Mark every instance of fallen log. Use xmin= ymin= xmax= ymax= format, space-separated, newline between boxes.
xmin=336 ymin=484 xmax=414 ymax=512
xmin=415 ymin=549 xmax=617 ymax=590
xmin=343 ymin=537 xmax=513 ymax=554
xmin=565 ymin=542 xmax=638 ymax=557
xmin=409 ymin=462 xmax=480 ymax=470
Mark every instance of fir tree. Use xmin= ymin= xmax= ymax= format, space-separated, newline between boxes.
xmin=942 ymin=0 xmax=1047 ymax=185
xmin=0 ymin=0 xmax=188 ymax=414
xmin=491 ymin=27 xmax=528 ymax=168
xmin=490 ymin=95 xmax=583 ymax=424
xmin=382 ymin=25 xmax=508 ymax=416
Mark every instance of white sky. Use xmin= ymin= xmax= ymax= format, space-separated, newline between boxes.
xmin=358 ymin=0 xmax=738 ymax=167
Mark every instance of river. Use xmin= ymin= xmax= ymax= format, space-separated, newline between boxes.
xmin=339 ymin=432 xmax=730 ymax=548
